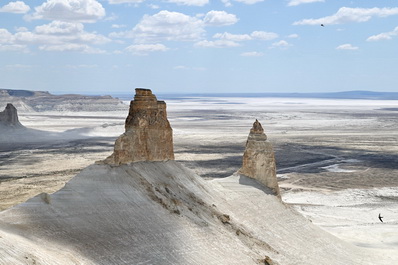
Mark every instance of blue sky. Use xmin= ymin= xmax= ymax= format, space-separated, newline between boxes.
xmin=0 ymin=0 xmax=397 ymax=94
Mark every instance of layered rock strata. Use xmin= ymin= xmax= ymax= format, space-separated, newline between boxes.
xmin=104 ymin=88 xmax=174 ymax=165
xmin=0 ymin=88 xmax=126 ymax=112
xmin=239 ymin=119 xmax=280 ymax=197
xmin=0 ymin=103 xmax=23 ymax=128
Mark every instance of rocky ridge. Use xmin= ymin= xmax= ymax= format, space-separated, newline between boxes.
xmin=239 ymin=119 xmax=281 ymax=197
xmin=103 ymin=88 xmax=174 ymax=165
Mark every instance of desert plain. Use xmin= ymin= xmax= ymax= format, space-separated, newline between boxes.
xmin=0 ymin=95 xmax=397 ymax=262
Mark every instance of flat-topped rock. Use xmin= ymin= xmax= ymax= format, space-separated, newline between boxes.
xmin=104 ymin=88 xmax=174 ymax=165
xmin=0 ymin=88 xmax=126 ymax=112
xmin=238 ymin=119 xmax=280 ymax=197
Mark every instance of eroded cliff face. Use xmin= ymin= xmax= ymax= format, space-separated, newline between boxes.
xmin=0 ymin=103 xmax=23 ymax=128
xmin=104 ymin=88 xmax=174 ymax=165
xmin=239 ymin=120 xmax=280 ymax=197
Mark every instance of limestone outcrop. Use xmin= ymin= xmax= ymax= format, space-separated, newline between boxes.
xmin=238 ymin=119 xmax=280 ymax=197
xmin=104 ymin=88 xmax=174 ymax=165
xmin=0 ymin=103 xmax=23 ymax=128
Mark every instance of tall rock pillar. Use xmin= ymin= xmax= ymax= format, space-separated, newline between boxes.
xmin=0 ymin=103 xmax=23 ymax=128
xmin=239 ymin=120 xmax=280 ymax=197
xmin=104 ymin=88 xmax=174 ymax=165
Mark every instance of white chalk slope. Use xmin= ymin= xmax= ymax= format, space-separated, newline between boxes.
xmin=0 ymin=161 xmax=386 ymax=264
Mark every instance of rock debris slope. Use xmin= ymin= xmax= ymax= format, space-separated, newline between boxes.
xmin=0 ymin=89 xmax=386 ymax=265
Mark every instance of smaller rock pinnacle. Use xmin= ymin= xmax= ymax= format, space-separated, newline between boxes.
xmin=239 ymin=119 xmax=280 ymax=197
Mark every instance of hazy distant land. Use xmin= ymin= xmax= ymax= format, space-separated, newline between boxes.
xmin=157 ymin=90 xmax=398 ymax=100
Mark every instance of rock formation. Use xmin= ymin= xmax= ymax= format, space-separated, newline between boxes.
xmin=104 ymin=88 xmax=174 ymax=165
xmin=238 ymin=119 xmax=280 ymax=197
xmin=0 ymin=103 xmax=23 ymax=128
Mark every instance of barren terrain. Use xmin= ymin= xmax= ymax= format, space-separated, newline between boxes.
xmin=0 ymin=96 xmax=397 ymax=259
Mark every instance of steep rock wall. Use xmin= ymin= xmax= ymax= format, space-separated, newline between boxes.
xmin=104 ymin=88 xmax=174 ymax=164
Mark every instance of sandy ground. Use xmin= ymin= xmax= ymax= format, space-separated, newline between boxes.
xmin=1 ymin=96 xmax=397 ymax=259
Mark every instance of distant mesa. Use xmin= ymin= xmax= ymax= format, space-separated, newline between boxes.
xmin=0 ymin=88 xmax=126 ymax=112
xmin=0 ymin=103 xmax=24 ymax=128
xmin=103 ymin=88 xmax=174 ymax=165
xmin=239 ymin=119 xmax=281 ymax=197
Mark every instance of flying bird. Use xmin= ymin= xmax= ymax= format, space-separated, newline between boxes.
xmin=321 ymin=24 xmax=325 ymax=27
xmin=378 ymin=213 xmax=383 ymax=223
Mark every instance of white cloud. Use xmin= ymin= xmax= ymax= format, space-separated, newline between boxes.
xmin=294 ymin=7 xmax=398 ymax=25
xmin=104 ymin=13 xmax=118 ymax=21
xmin=203 ymin=10 xmax=238 ymax=26
xmin=130 ymin=11 xmax=205 ymax=43
xmin=271 ymin=40 xmax=291 ymax=48
xmin=148 ymin=4 xmax=160 ymax=9
xmin=39 ymin=43 xmax=105 ymax=53
xmin=213 ymin=31 xmax=278 ymax=42
xmin=0 ymin=21 xmax=109 ymax=53
xmin=241 ymin=51 xmax=264 ymax=56
xmin=234 ymin=0 xmax=263 ymax=4
xmin=35 ymin=21 xmax=84 ymax=35
xmin=251 ymin=31 xmax=278 ymax=40
xmin=110 ymin=10 xmax=239 ymax=44
xmin=367 ymin=26 xmax=398 ymax=41
xmin=111 ymin=24 xmax=127 ymax=29
xmin=29 ymin=0 xmax=105 ymax=23
xmin=195 ymin=39 xmax=240 ymax=48
xmin=174 ymin=65 xmax=206 ymax=71
xmin=0 ymin=44 xmax=28 ymax=52
xmin=0 ymin=1 xmax=30 ymax=14
xmin=336 ymin=43 xmax=359 ymax=50
xmin=110 ymin=0 xmax=208 ymax=5
xmin=213 ymin=32 xmax=251 ymax=41
xmin=0 ymin=29 xmax=14 ymax=43
xmin=174 ymin=65 xmax=189 ymax=70
xmin=287 ymin=0 xmax=324 ymax=7
xmin=197 ymin=29 xmax=278 ymax=49
xmin=125 ymin=43 xmax=169 ymax=55
xmin=4 ymin=64 xmax=33 ymax=69
xmin=16 ymin=21 xmax=110 ymax=45
xmin=221 ymin=0 xmax=232 ymax=7
xmin=221 ymin=0 xmax=263 ymax=6
xmin=109 ymin=0 xmax=144 ymax=3
xmin=15 ymin=27 xmax=28 ymax=32
xmin=287 ymin=33 xmax=299 ymax=38
xmin=65 ymin=64 xmax=98 ymax=68
xmin=167 ymin=0 xmax=208 ymax=6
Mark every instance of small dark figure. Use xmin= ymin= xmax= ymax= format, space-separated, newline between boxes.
xmin=321 ymin=24 xmax=324 ymax=27
xmin=378 ymin=213 xmax=383 ymax=223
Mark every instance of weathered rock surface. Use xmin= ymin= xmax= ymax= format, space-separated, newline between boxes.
xmin=239 ymin=119 xmax=280 ymax=196
xmin=0 ymin=103 xmax=23 ymax=128
xmin=0 ymin=88 xmax=126 ymax=112
xmin=0 ymin=161 xmax=381 ymax=264
xmin=104 ymin=88 xmax=174 ymax=165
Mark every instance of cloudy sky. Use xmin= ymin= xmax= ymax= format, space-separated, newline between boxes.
xmin=0 ymin=0 xmax=397 ymax=94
